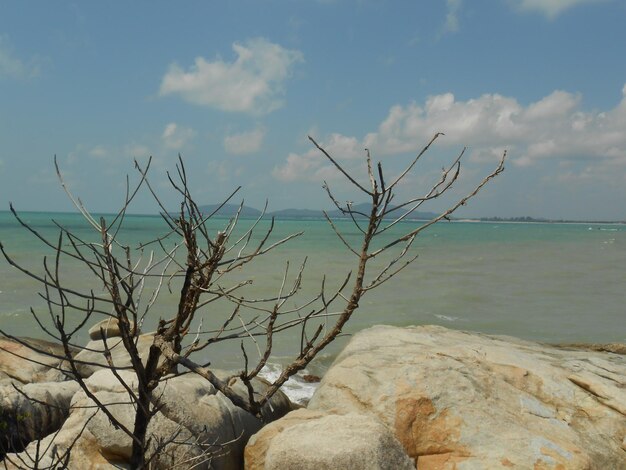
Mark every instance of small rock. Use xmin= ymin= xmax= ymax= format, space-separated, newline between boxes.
xmin=302 ymin=374 xmax=321 ymax=383
xmin=88 ymin=318 xmax=138 ymax=341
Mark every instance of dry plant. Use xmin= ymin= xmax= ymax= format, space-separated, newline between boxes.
xmin=0 ymin=133 xmax=504 ymax=469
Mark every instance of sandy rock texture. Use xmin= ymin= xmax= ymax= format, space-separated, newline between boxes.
xmin=0 ymin=336 xmax=71 ymax=384
xmin=306 ymin=325 xmax=626 ymax=469
xmin=245 ymin=408 xmax=414 ymax=470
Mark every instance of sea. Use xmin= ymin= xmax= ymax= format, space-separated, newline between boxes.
xmin=1 ymin=211 xmax=625 ymax=403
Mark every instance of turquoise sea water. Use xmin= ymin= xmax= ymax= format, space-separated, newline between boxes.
xmin=1 ymin=211 xmax=625 ymax=374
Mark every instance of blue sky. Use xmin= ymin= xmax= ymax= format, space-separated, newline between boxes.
xmin=1 ymin=0 xmax=625 ymax=220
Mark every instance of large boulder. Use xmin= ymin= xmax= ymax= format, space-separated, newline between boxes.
xmin=0 ymin=336 xmax=73 ymax=384
xmin=245 ymin=408 xmax=414 ymax=470
xmin=150 ymin=372 xmax=294 ymax=469
xmin=307 ymin=325 xmax=626 ymax=470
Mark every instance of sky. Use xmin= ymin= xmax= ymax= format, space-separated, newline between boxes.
xmin=1 ymin=0 xmax=625 ymax=220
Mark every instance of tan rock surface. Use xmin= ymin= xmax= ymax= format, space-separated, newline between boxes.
xmin=245 ymin=408 xmax=414 ymax=470
xmin=72 ymin=333 xmax=157 ymax=378
xmin=0 ymin=336 xmax=71 ymax=384
xmin=4 ymin=369 xmax=293 ymax=469
xmin=88 ymin=317 xmax=138 ymax=341
xmin=308 ymin=325 xmax=626 ymax=470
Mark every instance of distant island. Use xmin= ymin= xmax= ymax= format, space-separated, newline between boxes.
xmin=476 ymin=216 xmax=625 ymax=225
xmin=194 ymin=204 xmax=625 ymax=225
xmin=197 ymin=203 xmax=441 ymax=221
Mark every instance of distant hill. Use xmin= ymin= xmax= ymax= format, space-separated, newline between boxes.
xmin=268 ymin=208 xmax=325 ymax=219
xmin=193 ymin=204 xmax=624 ymax=224
xmin=198 ymin=204 xmax=262 ymax=218
xmin=326 ymin=203 xmax=440 ymax=221
xmin=197 ymin=202 xmax=441 ymax=221
xmin=479 ymin=215 xmax=625 ymax=224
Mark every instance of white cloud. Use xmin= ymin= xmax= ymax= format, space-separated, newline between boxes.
xmin=161 ymin=123 xmax=196 ymax=150
xmin=362 ymin=92 xmax=525 ymax=155
xmin=512 ymin=0 xmax=609 ymax=18
xmin=89 ymin=146 xmax=108 ymax=158
xmin=224 ymin=127 xmax=266 ymax=155
xmin=320 ymin=133 xmax=364 ymax=160
xmin=443 ymin=0 xmax=463 ymax=33
xmin=272 ymin=133 xmax=364 ymax=182
xmin=124 ymin=144 xmax=151 ymax=159
xmin=159 ymin=38 xmax=303 ymax=115
xmin=274 ymin=84 xmax=626 ymax=181
xmin=272 ymin=150 xmax=318 ymax=182
xmin=365 ymin=86 xmax=626 ymax=166
xmin=0 ymin=36 xmax=40 ymax=79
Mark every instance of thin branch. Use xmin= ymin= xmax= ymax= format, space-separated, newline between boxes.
xmin=309 ymin=136 xmax=373 ymax=195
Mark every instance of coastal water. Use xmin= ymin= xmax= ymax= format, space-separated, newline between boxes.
xmin=1 ymin=211 xmax=625 ymax=386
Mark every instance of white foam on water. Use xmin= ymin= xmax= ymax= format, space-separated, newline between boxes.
xmin=259 ymin=363 xmax=319 ymax=405
xmin=435 ymin=314 xmax=462 ymax=322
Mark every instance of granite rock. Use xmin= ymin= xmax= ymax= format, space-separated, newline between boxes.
xmin=245 ymin=408 xmax=414 ymax=470
xmin=308 ymin=325 xmax=626 ymax=470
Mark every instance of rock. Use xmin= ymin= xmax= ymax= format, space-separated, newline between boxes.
xmin=0 ymin=380 xmax=80 ymax=459
xmin=245 ymin=408 xmax=414 ymax=470
xmin=151 ymin=372 xmax=294 ymax=469
xmin=2 ymin=394 xmax=126 ymax=470
xmin=0 ymin=336 xmax=74 ymax=384
xmin=71 ymin=333 xmax=157 ymax=378
xmin=2 ymin=434 xmax=121 ymax=470
xmin=84 ymin=368 xmax=139 ymax=393
xmin=554 ymin=342 xmax=626 ymax=355
xmin=8 ymin=381 xmax=184 ymax=469
xmin=4 ymin=369 xmax=294 ymax=469
xmin=302 ymin=374 xmax=321 ymax=383
xmin=82 ymin=390 xmax=137 ymax=461
xmin=88 ymin=318 xmax=138 ymax=341
xmin=308 ymin=325 xmax=626 ymax=470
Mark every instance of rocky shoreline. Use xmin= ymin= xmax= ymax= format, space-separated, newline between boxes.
xmin=2 ymin=324 xmax=625 ymax=469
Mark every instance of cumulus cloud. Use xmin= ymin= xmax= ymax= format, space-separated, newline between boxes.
xmin=272 ymin=133 xmax=365 ymax=182
xmin=161 ymin=123 xmax=196 ymax=150
xmin=159 ymin=38 xmax=303 ymax=115
xmin=224 ymin=127 xmax=266 ymax=155
xmin=512 ymin=0 xmax=609 ymax=18
xmin=0 ymin=36 xmax=40 ymax=79
xmin=274 ymin=84 xmax=626 ymax=181
xmin=366 ymin=86 xmax=626 ymax=166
